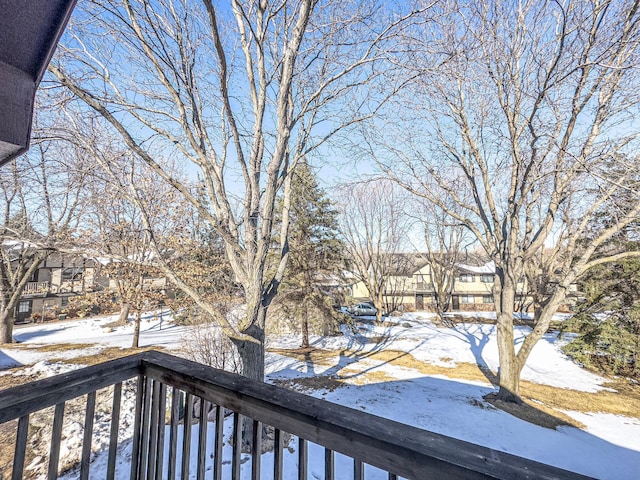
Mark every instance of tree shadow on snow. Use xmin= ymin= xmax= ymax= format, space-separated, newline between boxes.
xmin=0 ymin=349 xmax=22 ymax=371
xmin=270 ymin=372 xmax=640 ymax=480
xmin=12 ymin=327 xmax=68 ymax=343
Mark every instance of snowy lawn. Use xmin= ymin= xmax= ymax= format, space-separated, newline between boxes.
xmin=0 ymin=311 xmax=639 ymax=479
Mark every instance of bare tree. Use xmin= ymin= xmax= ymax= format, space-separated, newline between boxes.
xmin=49 ymin=0 xmax=420 ymax=379
xmin=376 ymin=0 xmax=640 ymax=402
xmin=0 ymin=141 xmax=87 ymax=342
xmin=416 ymin=202 xmax=466 ymax=325
xmin=339 ymin=180 xmax=410 ymax=323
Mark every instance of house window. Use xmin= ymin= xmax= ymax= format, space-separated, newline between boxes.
xmin=61 ymin=296 xmax=69 ymax=307
xmin=416 ymin=274 xmax=429 ymax=289
xmin=62 ymin=267 xmax=83 ymax=281
xmin=460 ymin=295 xmax=475 ymax=304
xmin=459 ymin=273 xmax=474 ymax=282
xmin=18 ymin=301 xmax=31 ymax=313
xmin=483 ymin=295 xmax=494 ymax=304
xmin=480 ymin=274 xmax=494 ymax=283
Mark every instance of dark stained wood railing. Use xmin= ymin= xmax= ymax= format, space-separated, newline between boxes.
xmin=0 ymin=351 xmax=594 ymax=479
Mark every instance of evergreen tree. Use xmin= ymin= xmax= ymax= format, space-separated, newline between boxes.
xmin=562 ymin=250 xmax=640 ymax=378
xmin=562 ymin=184 xmax=640 ymax=378
xmin=275 ymin=162 xmax=345 ymax=347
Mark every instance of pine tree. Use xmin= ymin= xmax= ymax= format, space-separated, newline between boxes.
xmin=562 ymin=251 xmax=640 ymax=378
xmin=561 ymin=188 xmax=640 ymax=378
xmin=275 ymin=162 xmax=345 ymax=347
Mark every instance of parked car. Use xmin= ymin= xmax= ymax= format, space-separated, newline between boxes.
xmin=347 ymin=303 xmax=377 ymax=316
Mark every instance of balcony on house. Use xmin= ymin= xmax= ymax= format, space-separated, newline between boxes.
xmin=0 ymin=351 xmax=593 ymax=480
xmin=22 ymin=281 xmax=50 ymax=296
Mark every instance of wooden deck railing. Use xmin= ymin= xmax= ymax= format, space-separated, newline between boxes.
xmin=0 ymin=351 xmax=593 ymax=479
xmin=23 ymin=281 xmax=49 ymax=295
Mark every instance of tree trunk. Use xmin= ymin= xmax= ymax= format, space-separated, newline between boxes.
xmin=117 ymin=302 xmax=130 ymax=326
xmin=301 ymin=304 xmax=310 ymax=348
xmin=231 ymin=313 xmax=266 ymax=381
xmin=374 ymin=291 xmax=384 ymax=324
xmin=433 ymin=310 xmax=444 ymax=326
xmin=0 ymin=290 xmax=22 ymax=343
xmin=0 ymin=259 xmax=43 ymax=343
xmin=132 ymin=310 xmax=141 ymax=348
xmin=493 ymin=273 xmax=522 ymax=403
xmin=0 ymin=307 xmax=15 ymax=343
xmin=495 ymin=310 xmax=522 ymax=402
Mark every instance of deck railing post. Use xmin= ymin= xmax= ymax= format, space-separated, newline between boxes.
xmin=298 ymin=437 xmax=308 ymax=480
xmin=324 ymin=448 xmax=334 ymax=480
xmin=47 ymin=402 xmax=66 ymax=480
xmin=232 ymin=413 xmax=242 ymax=479
xmin=168 ymin=388 xmax=180 ymax=480
xmin=181 ymin=393 xmax=194 ymax=480
xmin=251 ymin=420 xmax=262 ymax=480
xmin=130 ymin=375 xmax=146 ymax=480
xmin=196 ymin=399 xmax=209 ymax=480
xmin=155 ymin=383 xmax=167 ymax=480
xmin=147 ymin=380 xmax=161 ymax=480
xmin=11 ymin=414 xmax=30 ymax=480
xmin=80 ymin=391 xmax=96 ymax=480
xmin=273 ymin=428 xmax=283 ymax=480
xmin=107 ymin=382 xmax=122 ymax=480
xmin=213 ymin=405 xmax=224 ymax=480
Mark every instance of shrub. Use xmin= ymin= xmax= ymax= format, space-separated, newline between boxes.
xmin=180 ymin=322 xmax=242 ymax=373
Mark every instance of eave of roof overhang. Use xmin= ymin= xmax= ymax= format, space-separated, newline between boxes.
xmin=0 ymin=0 xmax=77 ymax=167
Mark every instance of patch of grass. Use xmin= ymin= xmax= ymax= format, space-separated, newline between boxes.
xmin=102 ymin=318 xmax=126 ymax=328
xmin=272 ymin=375 xmax=344 ymax=393
xmin=521 ymin=381 xmax=640 ymax=420
xmin=3 ymin=342 xmax=95 ymax=352
xmin=50 ymin=346 xmax=164 ymax=366
xmin=0 ymin=370 xmax=40 ymax=390
xmin=0 ymin=420 xmax=17 ymax=480
xmin=269 ymin=347 xmax=340 ymax=367
xmin=339 ymin=368 xmax=397 ymax=385
xmin=364 ymin=336 xmax=389 ymax=344
xmin=484 ymin=394 xmax=580 ymax=429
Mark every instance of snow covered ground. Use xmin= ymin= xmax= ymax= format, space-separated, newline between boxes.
xmin=1 ymin=311 xmax=639 ymax=479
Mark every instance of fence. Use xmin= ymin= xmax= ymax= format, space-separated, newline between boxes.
xmin=0 ymin=351 xmax=593 ymax=479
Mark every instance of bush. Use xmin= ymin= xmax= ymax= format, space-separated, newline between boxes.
xmin=561 ymin=255 xmax=640 ymax=379
xmin=62 ymin=291 xmax=119 ymax=318
xmin=180 ymin=322 xmax=242 ymax=373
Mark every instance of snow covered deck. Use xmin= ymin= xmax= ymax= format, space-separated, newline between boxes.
xmin=0 ymin=350 xmax=591 ymax=480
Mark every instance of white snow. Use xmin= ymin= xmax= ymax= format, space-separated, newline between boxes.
xmin=1 ymin=311 xmax=639 ymax=479
xmin=457 ymin=261 xmax=495 ymax=273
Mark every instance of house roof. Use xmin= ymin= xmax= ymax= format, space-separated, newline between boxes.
xmin=387 ymin=253 xmax=429 ymax=276
xmin=0 ymin=0 xmax=77 ymax=166
xmin=457 ymin=262 xmax=495 ymax=274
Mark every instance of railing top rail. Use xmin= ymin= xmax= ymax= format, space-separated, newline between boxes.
xmin=0 ymin=352 xmax=144 ymax=424
xmin=141 ymin=351 xmax=594 ymax=480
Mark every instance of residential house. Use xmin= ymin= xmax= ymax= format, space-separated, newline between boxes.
xmin=350 ymin=253 xmax=428 ymax=310
xmin=350 ymin=254 xmax=576 ymax=313
xmin=16 ymin=253 xmax=101 ymax=323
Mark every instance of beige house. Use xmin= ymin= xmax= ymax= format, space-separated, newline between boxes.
xmin=16 ymin=253 xmax=101 ymax=322
xmin=449 ymin=263 xmax=497 ymax=311
xmin=350 ymin=254 xmax=430 ymax=310
xmin=350 ymin=255 xmax=575 ymax=313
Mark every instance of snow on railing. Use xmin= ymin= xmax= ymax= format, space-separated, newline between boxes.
xmin=0 ymin=351 xmax=594 ymax=480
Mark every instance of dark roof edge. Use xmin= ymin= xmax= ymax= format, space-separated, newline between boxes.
xmin=35 ymin=0 xmax=77 ymax=84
